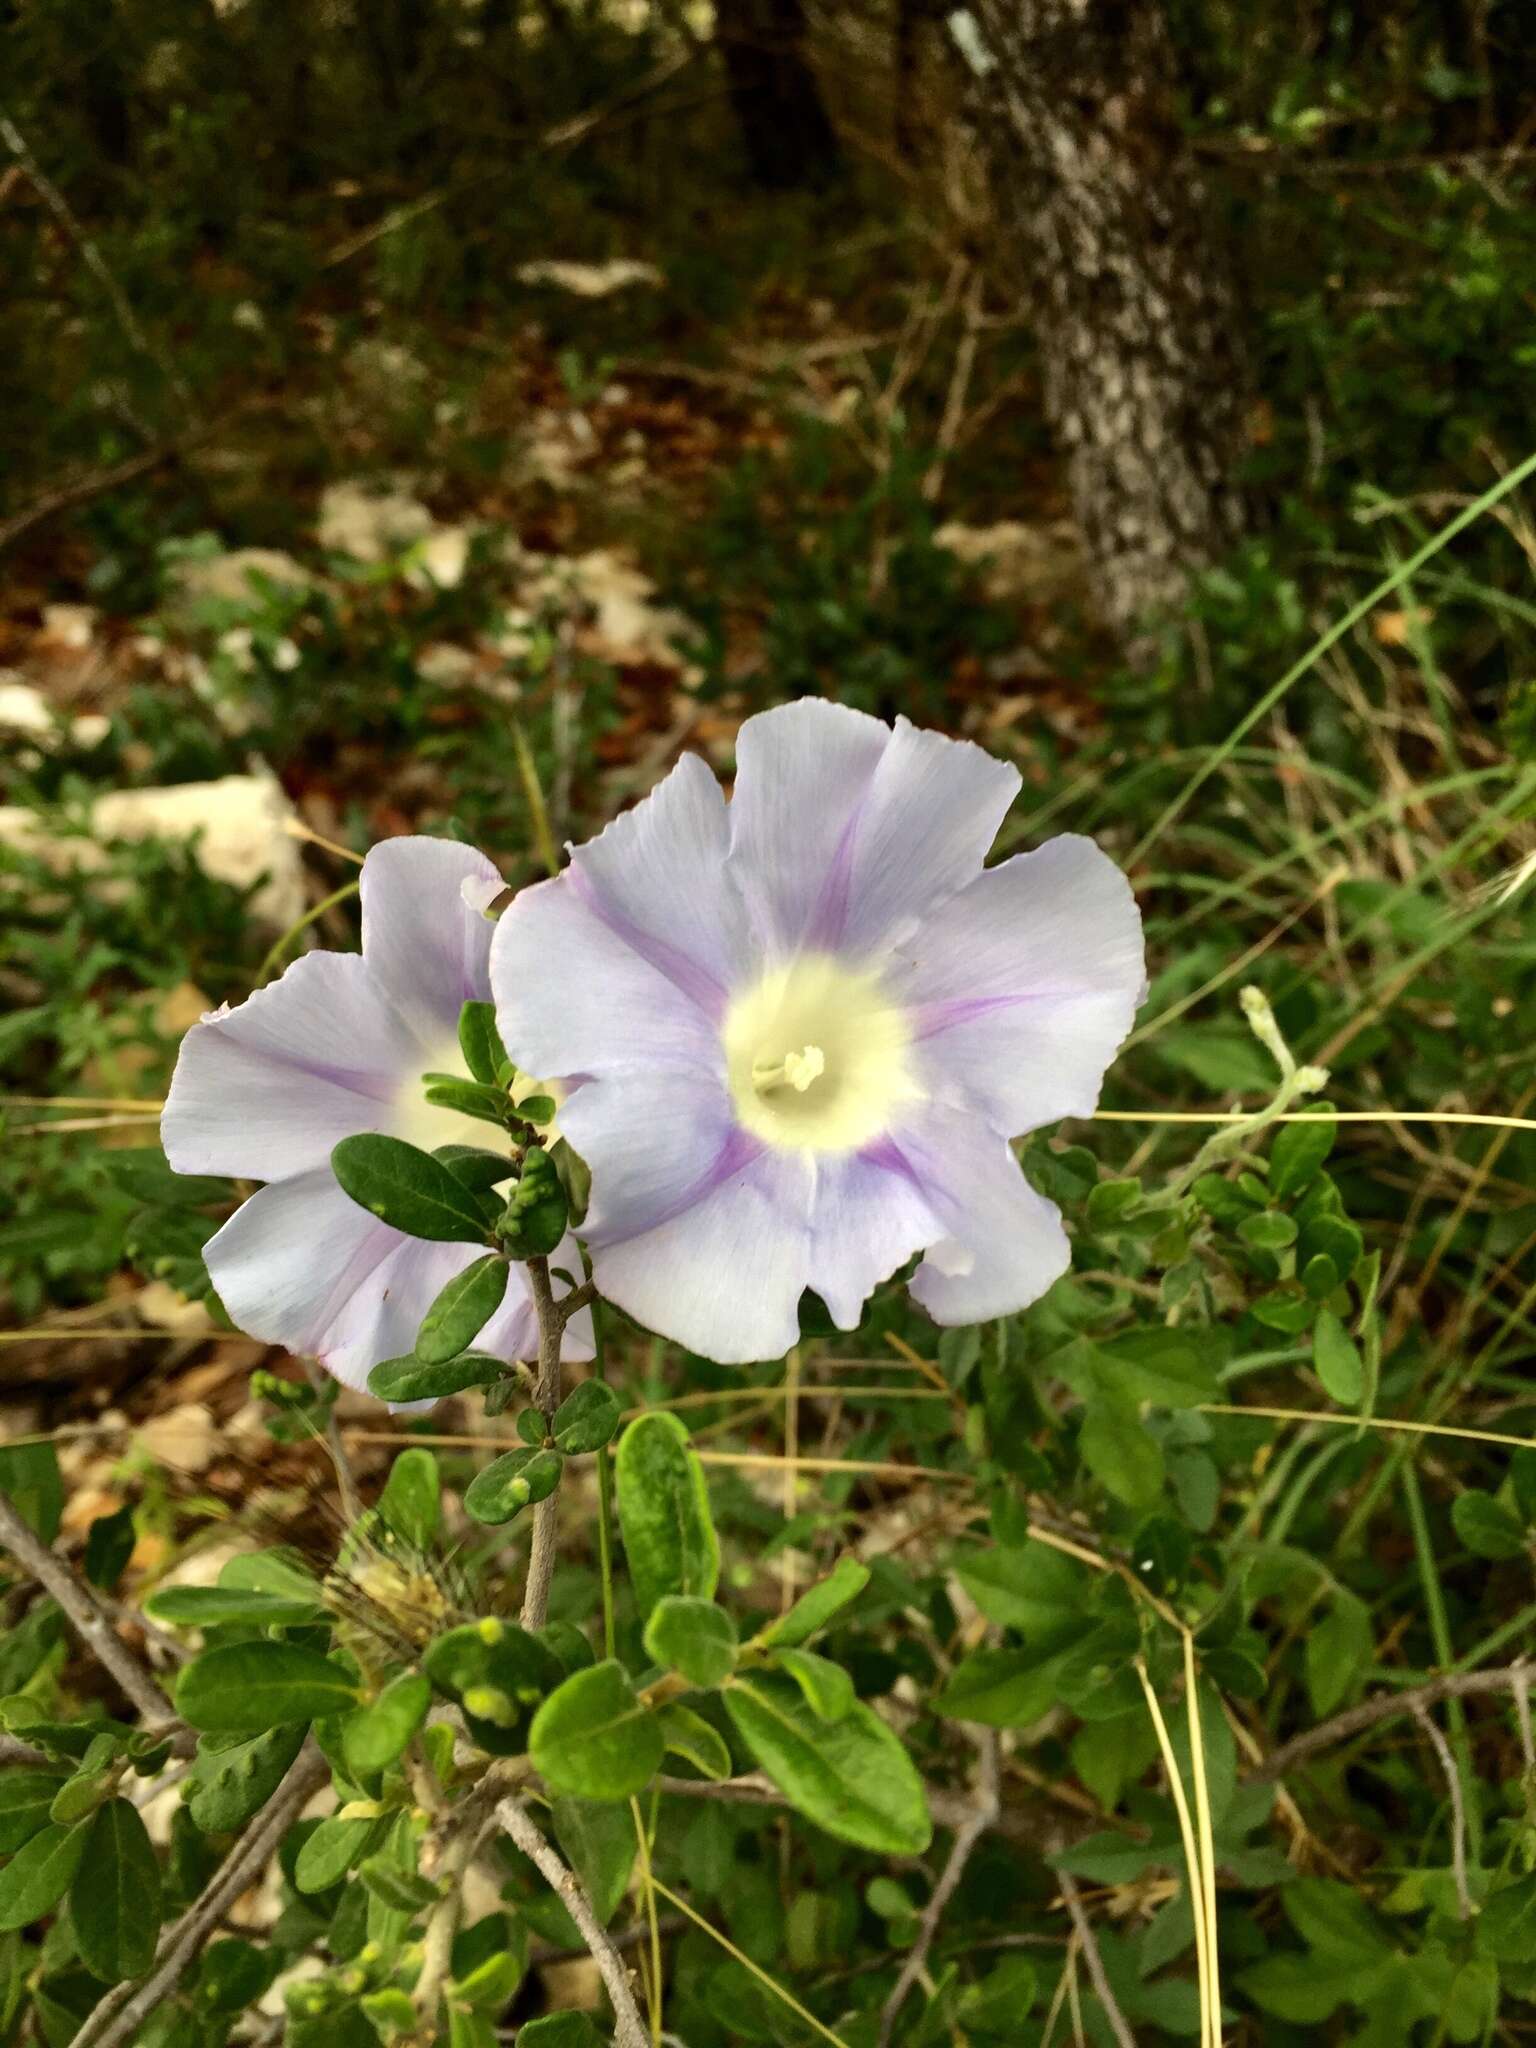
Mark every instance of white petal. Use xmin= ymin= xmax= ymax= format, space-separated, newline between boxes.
xmin=492 ymin=757 xmax=746 ymax=1082
xmin=162 ymin=954 xmax=423 ymax=1181
xmin=727 ymin=702 xmax=1020 ymax=961
xmin=360 ymin=835 xmax=502 ymax=1043
xmin=893 ymin=834 xmax=1145 ymax=1134
xmin=876 ymin=1111 xmax=1072 ymax=1325
xmin=589 ymin=1150 xmax=811 ymax=1364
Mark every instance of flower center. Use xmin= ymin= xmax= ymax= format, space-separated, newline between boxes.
xmin=392 ymin=1038 xmax=499 ymax=1157
xmin=724 ymin=954 xmax=918 ymax=1153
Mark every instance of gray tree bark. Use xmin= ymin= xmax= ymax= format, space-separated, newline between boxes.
xmin=950 ymin=0 xmax=1248 ymax=644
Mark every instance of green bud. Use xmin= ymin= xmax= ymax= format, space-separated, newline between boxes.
xmin=499 ymin=1144 xmax=569 ymax=1258
xmin=461 ymin=1685 xmax=519 ymax=1728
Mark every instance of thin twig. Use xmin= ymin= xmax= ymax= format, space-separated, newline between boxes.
xmin=1254 ymin=1662 xmax=1531 ymax=1781
xmin=1058 ymin=1873 xmax=1138 ymax=2048
xmin=1514 ymin=1670 xmax=1535 ymax=1773
xmin=877 ymin=1729 xmax=1000 ymax=2048
xmin=413 ymin=1774 xmax=506 ymax=2030
xmin=1411 ymin=1702 xmax=1472 ymax=1919
xmin=72 ymin=1740 xmax=330 ymax=2048
xmin=0 ymin=1490 xmax=176 ymax=1730
xmin=303 ymin=1360 xmax=362 ymax=1522
xmin=497 ymin=1798 xmax=648 ymax=2048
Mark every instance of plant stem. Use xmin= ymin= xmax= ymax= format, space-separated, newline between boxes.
xmin=0 ymin=1489 xmax=179 ymax=1733
xmin=73 ymin=1740 xmax=330 ymax=2048
xmin=497 ymin=1797 xmax=648 ymax=2048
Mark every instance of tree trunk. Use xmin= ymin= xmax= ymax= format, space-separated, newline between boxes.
xmin=717 ymin=0 xmax=841 ymax=189
xmin=951 ymin=0 xmax=1247 ymax=644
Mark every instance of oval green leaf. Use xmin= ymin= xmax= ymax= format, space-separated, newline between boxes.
xmin=331 ymin=1134 xmax=495 ymax=1243
xmin=724 ymin=1674 xmax=930 ymax=1857
xmin=415 ymin=1256 xmax=510 ymax=1366
xmin=0 ymin=1819 xmax=89 ymax=1932
xmin=464 ymin=1447 xmax=563 ymax=1526
xmin=642 ymin=1597 xmax=737 ymax=1689
xmin=177 ymin=1642 xmax=360 ymax=1732
xmin=71 ymin=1798 xmax=161 ymax=1982
xmin=368 ymin=1353 xmax=505 ymax=1404
xmin=551 ymin=1381 xmax=622 ymax=1456
xmin=529 ymin=1660 xmax=664 ymax=1803
xmin=615 ymin=1413 xmax=719 ymax=1619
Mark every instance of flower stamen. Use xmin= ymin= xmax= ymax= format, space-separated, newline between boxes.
xmin=753 ymin=1044 xmax=827 ymax=1096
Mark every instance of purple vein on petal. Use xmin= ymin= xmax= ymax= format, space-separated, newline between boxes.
xmin=909 ymin=989 xmax=1077 ymax=1039
xmin=587 ymin=1118 xmax=765 ymax=1244
xmin=803 ymin=800 xmax=864 ymax=952
xmin=566 ymin=862 xmax=728 ymax=1017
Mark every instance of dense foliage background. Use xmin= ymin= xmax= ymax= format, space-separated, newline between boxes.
xmin=2 ymin=2 xmax=1536 ymax=2044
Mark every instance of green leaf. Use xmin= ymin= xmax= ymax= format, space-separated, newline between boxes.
xmin=83 ymin=1505 xmax=136 ymax=1592
xmin=1080 ymin=1399 xmax=1164 ymax=1508
xmin=447 ymin=2010 xmax=501 ymax=2048
xmin=70 ymin=1798 xmax=161 ymax=1982
xmin=932 ymin=1648 xmax=1059 ymax=1729
xmin=144 ymin=1584 xmax=324 ymax=1628
xmin=295 ymin=1814 xmax=379 ymax=1895
xmin=1268 ymin=1104 xmax=1336 ymax=1199
xmin=959 ymin=1955 xmax=1039 ymax=2037
xmin=1238 ymin=1210 xmax=1298 ymax=1252
xmin=1480 ymin=1873 xmax=1536 ymax=1962
xmin=725 ymin=1674 xmax=931 ymax=1857
xmin=367 ymin=1353 xmax=505 ymax=1404
xmin=458 ymin=1001 xmax=509 ymax=1086
xmin=772 ymin=1647 xmax=855 ymax=1722
xmin=760 ymin=1555 xmax=870 ymax=1648
xmin=463 ymin=1447 xmax=563 ymax=1525
xmin=358 ymin=1852 xmax=439 ymax=1914
xmin=642 ymin=1597 xmax=738 ymax=1689
xmin=330 ymin=1134 xmax=494 ymax=1243
xmin=551 ymin=1381 xmax=622 ymax=1455
xmin=518 ymin=2016 xmax=605 ymax=2048
xmin=415 ymin=1257 xmax=510 ymax=1366
xmin=341 ymin=1671 xmax=431 ymax=1776
xmin=0 ymin=1772 xmax=67 ymax=1855
xmin=1091 ymin=1328 xmax=1221 ymax=1407
xmin=1452 ymin=1490 xmax=1527 ymax=1562
xmin=432 ymin=1145 xmax=515 ymax=1193
xmin=0 ymin=1820 xmax=88 ymax=1931
xmin=450 ymin=1948 xmax=527 ymax=2011
xmin=529 ymin=1660 xmax=664 ymax=1802
xmin=177 ymin=1642 xmax=359 ymax=1732
xmin=1312 ymin=1309 xmax=1363 ymax=1406
xmin=422 ymin=1077 xmax=510 ymax=1126
xmin=360 ymin=1985 xmax=418 ymax=2036
xmin=615 ymin=1413 xmax=719 ymax=1618
xmin=1305 ymin=1593 xmax=1373 ymax=1717
xmin=657 ymin=1702 xmax=732 ymax=1781
xmin=379 ymin=1447 xmax=441 ymax=1548
xmin=550 ymin=1798 xmax=636 ymax=1924
xmin=187 ymin=1723 xmax=306 ymax=1833
xmin=953 ymin=1541 xmax=1088 ymax=1647
xmin=49 ymin=1768 xmax=115 ymax=1827
xmin=198 ymin=1936 xmax=271 ymax=2012
xmin=0 ymin=1442 xmax=63 ymax=1545
xmin=219 ymin=1550 xmax=323 ymax=1604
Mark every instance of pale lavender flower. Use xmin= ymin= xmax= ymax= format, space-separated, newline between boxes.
xmin=491 ymin=700 xmax=1144 ymax=1364
xmin=163 ymin=836 xmax=591 ymax=1392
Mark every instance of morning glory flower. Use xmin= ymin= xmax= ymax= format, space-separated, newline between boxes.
xmin=490 ymin=700 xmax=1144 ymax=1364
xmin=163 ymin=836 xmax=591 ymax=1392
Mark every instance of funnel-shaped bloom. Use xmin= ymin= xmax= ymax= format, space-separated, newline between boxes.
xmin=491 ymin=701 xmax=1143 ymax=1364
xmin=163 ymin=836 xmax=591 ymax=1392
